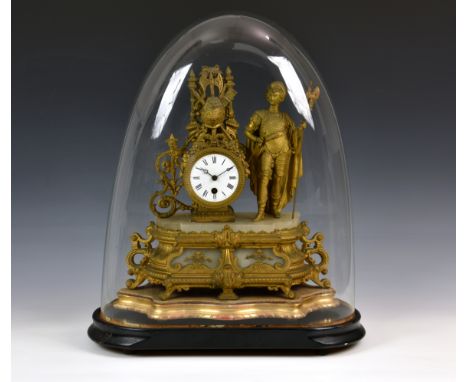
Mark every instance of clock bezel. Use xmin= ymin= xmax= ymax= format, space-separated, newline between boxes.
xmin=183 ymin=146 xmax=245 ymax=209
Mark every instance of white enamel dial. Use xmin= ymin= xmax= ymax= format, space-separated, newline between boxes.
xmin=189 ymin=153 xmax=240 ymax=203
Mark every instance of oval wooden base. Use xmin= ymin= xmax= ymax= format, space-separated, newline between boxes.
xmin=88 ymin=307 xmax=365 ymax=352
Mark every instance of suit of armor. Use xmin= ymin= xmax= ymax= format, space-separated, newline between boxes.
xmin=245 ymin=81 xmax=304 ymax=221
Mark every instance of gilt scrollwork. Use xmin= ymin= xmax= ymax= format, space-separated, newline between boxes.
xmin=126 ymin=221 xmax=157 ymax=289
xmin=149 ymin=134 xmax=192 ymax=218
xmin=299 ymin=222 xmax=331 ymax=288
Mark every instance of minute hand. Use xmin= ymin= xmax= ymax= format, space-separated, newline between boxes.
xmin=216 ymin=166 xmax=235 ymax=177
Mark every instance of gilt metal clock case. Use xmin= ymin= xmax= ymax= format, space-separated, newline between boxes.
xmin=183 ymin=146 xmax=246 ymax=209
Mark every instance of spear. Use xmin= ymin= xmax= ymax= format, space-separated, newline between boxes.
xmin=292 ymin=82 xmax=320 ymax=219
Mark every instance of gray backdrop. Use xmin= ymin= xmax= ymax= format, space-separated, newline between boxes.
xmin=12 ymin=0 xmax=454 ymax=379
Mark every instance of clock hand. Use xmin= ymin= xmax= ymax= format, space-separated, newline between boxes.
xmin=216 ymin=166 xmax=235 ymax=177
xmin=195 ymin=167 xmax=214 ymax=176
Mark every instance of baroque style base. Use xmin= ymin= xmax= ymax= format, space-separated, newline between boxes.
xmin=88 ymin=307 xmax=365 ymax=351
xmin=126 ymin=213 xmax=331 ymax=300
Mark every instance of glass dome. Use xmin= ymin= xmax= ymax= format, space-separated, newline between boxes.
xmin=89 ymin=15 xmax=364 ymax=350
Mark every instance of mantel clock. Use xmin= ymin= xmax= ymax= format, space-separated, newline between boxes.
xmin=88 ymin=15 xmax=365 ymax=351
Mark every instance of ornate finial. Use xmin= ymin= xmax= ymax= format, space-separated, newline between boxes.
xmin=199 ymin=66 xmax=224 ymax=97
xmin=225 ymin=66 xmax=233 ymax=83
xmin=306 ymin=81 xmax=320 ymax=109
xmin=166 ymin=134 xmax=178 ymax=152
xmin=188 ymin=70 xmax=196 ymax=87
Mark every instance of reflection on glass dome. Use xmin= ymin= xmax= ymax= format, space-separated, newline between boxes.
xmin=89 ymin=14 xmax=365 ymax=351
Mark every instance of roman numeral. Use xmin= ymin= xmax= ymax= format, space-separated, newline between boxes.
xmin=213 ymin=193 xmax=217 ymax=200
xmin=202 ymin=159 xmax=208 ymax=166
xmin=192 ymin=176 xmax=200 ymax=180
xmin=212 ymin=156 xmax=216 ymax=163
xmin=227 ymin=183 xmax=234 ymax=190
xmin=195 ymin=184 xmax=202 ymax=190
xmin=203 ymin=190 xmax=208 ymax=197
xmin=222 ymin=158 xmax=226 ymax=165
xmin=222 ymin=191 xmax=226 ymax=196
xmin=229 ymin=176 xmax=236 ymax=179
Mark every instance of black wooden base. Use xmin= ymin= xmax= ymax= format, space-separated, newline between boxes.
xmin=88 ymin=308 xmax=365 ymax=352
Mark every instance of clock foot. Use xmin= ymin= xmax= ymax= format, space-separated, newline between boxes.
xmin=191 ymin=205 xmax=235 ymax=222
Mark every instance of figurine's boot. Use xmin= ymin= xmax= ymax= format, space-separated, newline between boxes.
xmin=254 ymin=176 xmax=269 ymax=221
xmin=254 ymin=205 xmax=266 ymax=221
xmin=272 ymin=198 xmax=281 ymax=218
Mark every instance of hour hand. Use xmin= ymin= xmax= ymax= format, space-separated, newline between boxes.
xmin=196 ymin=167 xmax=212 ymax=176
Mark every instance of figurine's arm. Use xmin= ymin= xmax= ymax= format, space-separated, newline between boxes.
xmin=284 ymin=114 xmax=305 ymax=154
xmin=284 ymin=113 xmax=305 ymax=131
xmin=245 ymin=113 xmax=263 ymax=144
